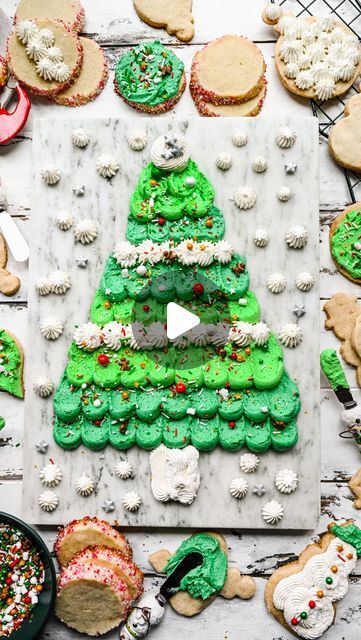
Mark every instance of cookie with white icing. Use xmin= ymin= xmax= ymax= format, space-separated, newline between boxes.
xmin=265 ymin=520 xmax=361 ymax=638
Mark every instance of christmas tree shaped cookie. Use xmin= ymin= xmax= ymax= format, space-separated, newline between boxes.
xmin=52 ymin=134 xmax=301 ymax=460
xmin=265 ymin=520 xmax=361 ymax=638
xmin=0 ymin=328 xmax=24 ymax=398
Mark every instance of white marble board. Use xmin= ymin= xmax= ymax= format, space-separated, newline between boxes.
xmin=22 ymin=116 xmax=319 ymax=528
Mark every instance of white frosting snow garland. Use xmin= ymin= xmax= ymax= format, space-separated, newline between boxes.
xmin=149 ymin=444 xmax=200 ymax=505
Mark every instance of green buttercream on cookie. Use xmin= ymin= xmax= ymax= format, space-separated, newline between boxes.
xmin=115 ymin=40 xmax=184 ymax=107
xmin=0 ymin=329 xmax=23 ymax=399
xmin=164 ymin=533 xmax=228 ymax=600
xmin=320 ymin=349 xmax=349 ymax=390
xmin=331 ymin=209 xmax=361 ymax=280
xmin=329 ymin=522 xmax=361 ymax=556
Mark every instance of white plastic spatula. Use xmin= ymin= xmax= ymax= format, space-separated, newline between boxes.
xmin=0 ymin=186 xmax=29 ymax=262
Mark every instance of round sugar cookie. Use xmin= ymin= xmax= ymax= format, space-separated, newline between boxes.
xmin=15 ymin=0 xmax=85 ymax=33
xmin=0 ymin=55 xmax=8 ymax=87
xmin=192 ymin=79 xmax=267 ymax=117
xmin=190 ymin=36 xmax=266 ymax=104
xmin=7 ymin=18 xmax=83 ymax=97
xmin=52 ymin=37 xmax=108 ymax=106
xmin=274 ymin=15 xmax=361 ymax=100
xmin=328 ymin=94 xmax=361 ymax=173
xmin=329 ymin=203 xmax=361 ymax=285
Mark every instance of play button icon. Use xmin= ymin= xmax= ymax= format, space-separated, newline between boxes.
xmin=166 ymin=302 xmax=200 ymax=340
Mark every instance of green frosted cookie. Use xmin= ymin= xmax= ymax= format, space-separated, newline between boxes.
xmin=82 ymin=389 xmax=109 ymax=420
xmin=109 ymin=417 xmax=136 ymax=449
xmin=53 ymin=416 xmax=82 ymax=449
xmin=81 ymin=416 xmax=109 ymax=450
xmin=267 ymin=374 xmax=301 ymax=422
xmin=135 ymin=416 xmax=163 ymax=449
xmin=66 ymin=346 xmax=94 ymax=387
xmin=203 ymin=359 xmax=228 ymax=389
xmin=218 ymin=393 xmax=243 ymax=420
xmin=190 ymin=387 xmax=219 ymax=418
xmin=191 ymin=416 xmax=219 ymax=451
xmin=162 ymin=392 xmax=190 ymax=419
xmin=218 ymin=417 xmax=246 ymax=451
xmin=271 ymin=418 xmax=298 ymax=451
xmin=91 ymin=290 xmax=114 ymax=325
xmin=163 ymin=417 xmax=191 ymax=448
xmin=101 ymin=257 xmax=127 ymax=301
xmin=54 ymin=377 xmax=82 ymax=423
xmin=252 ymin=334 xmax=284 ymax=389
xmin=109 ymin=390 xmax=137 ymax=419
xmin=245 ymin=417 xmax=272 ymax=452
xmin=113 ymin=299 xmax=134 ymax=325
xmin=93 ymin=356 xmax=123 ymax=389
xmin=228 ymin=291 xmax=260 ymax=324
xmin=0 ymin=329 xmax=24 ymax=399
xmin=243 ymin=388 xmax=268 ymax=422
xmin=136 ymin=390 xmax=162 ymax=421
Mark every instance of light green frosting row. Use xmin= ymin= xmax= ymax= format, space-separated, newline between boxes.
xmin=0 ymin=329 xmax=23 ymax=398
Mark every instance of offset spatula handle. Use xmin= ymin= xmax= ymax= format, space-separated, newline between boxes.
xmin=0 ymin=210 xmax=29 ymax=262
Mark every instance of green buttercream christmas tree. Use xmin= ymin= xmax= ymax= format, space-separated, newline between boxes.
xmin=53 ymin=135 xmax=301 ymax=454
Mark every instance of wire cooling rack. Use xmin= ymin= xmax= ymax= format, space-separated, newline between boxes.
xmin=274 ymin=0 xmax=361 ymax=201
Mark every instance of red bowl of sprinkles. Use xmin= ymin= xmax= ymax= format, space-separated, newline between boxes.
xmin=0 ymin=512 xmax=56 ymax=639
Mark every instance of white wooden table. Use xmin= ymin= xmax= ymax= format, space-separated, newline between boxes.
xmin=0 ymin=1 xmax=360 ymax=637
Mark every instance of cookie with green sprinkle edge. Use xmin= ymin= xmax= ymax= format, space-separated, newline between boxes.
xmin=329 ymin=203 xmax=361 ymax=285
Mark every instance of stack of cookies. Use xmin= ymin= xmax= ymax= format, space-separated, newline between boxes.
xmin=190 ymin=35 xmax=267 ymax=117
xmin=7 ymin=0 xmax=108 ymax=106
xmin=54 ymin=517 xmax=144 ymax=636
xmin=324 ymin=293 xmax=361 ymax=388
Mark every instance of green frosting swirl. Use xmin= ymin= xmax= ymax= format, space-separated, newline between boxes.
xmin=331 ymin=209 xmax=361 ymax=280
xmin=320 ymin=349 xmax=349 ymax=391
xmin=0 ymin=329 xmax=23 ymax=398
xmin=164 ymin=533 xmax=228 ymax=600
xmin=330 ymin=522 xmax=361 ymax=557
xmin=129 ymin=160 xmax=215 ymax=223
xmin=115 ymin=40 xmax=184 ymax=107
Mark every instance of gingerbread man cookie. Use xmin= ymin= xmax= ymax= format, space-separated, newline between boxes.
xmin=323 ymin=293 xmax=361 ymax=386
xmin=133 ymin=0 xmax=194 ymax=42
xmin=329 ymin=94 xmax=361 ymax=173
xmin=349 ymin=469 xmax=361 ymax=509
xmin=0 ymin=233 xmax=21 ymax=297
xmin=149 ymin=532 xmax=256 ymax=617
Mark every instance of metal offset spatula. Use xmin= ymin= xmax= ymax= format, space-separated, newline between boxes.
xmin=119 ymin=552 xmax=204 ymax=639
xmin=0 ymin=7 xmax=31 ymax=144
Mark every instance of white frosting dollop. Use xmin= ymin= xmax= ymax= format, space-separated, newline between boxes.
xmin=113 ymin=241 xmax=138 ymax=267
xmin=41 ymin=167 xmax=60 ymax=185
xmin=296 ymin=271 xmax=315 ymax=291
xmin=212 ymin=240 xmax=234 ymax=264
xmin=149 ymin=444 xmax=200 ymax=505
xmin=264 ymin=2 xmax=283 ymax=22
xmin=127 ymin=132 xmax=148 ymax=151
xmin=267 ymin=272 xmax=287 ymax=294
xmin=96 ymin=154 xmax=120 ymax=178
xmin=39 ymin=490 xmax=59 ymax=512
xmin=279 ymin=40 xmax=303 ymax=63
xmin=277 ymin=186 xmax=293 ymax=202
xmin=38 ymin=27 xmax=55 ymax=47
xmin=56 ymin=212 xmax=73 ymax=231
xmin=231 ymin=131 xmax=248 ymax=147
xmin=239 ymin=452 xmax=260 ymax=473
xmin=216 ymin=152 xmax=232 ymax=171
xmin=314 ymin=76 xmax=335 ymax=100
xmin=74 ymin=218 xmax=98 ymax=244
xmin=73 ymin=322 xmax=103 ymax=350
xmin=49 ymin=270 xmax=71 ymax=294
xmin=35 ymin=277 xmax=53 ymax=296
xmin=36 ymin=57 xmax=55 ymax=81
xmin=150 ymin=134 xmax=190 ymax=172
xmin=285 ymin=224 xmax=309 ymax=248
xmin=278 ymin=323 xmax=303 ymax=348
xmin=123 ymin=491 xmax=142 ymax=512
xmin=253 ymin=228 xmax=269 ymax=247
xmin=16 ymin=19 xmax=39 ymax=44
xmin=102 ymin=321 xmax=127 ymax=350
xmin=115 ymin=460 xmax=133 ymax=479
xmin=252 ymin=156 xmax=268 ymax=173
xmin=231 ymin=321 xmax=254 ymax=347
xmin=46 ymin=45 xmax=63 ymax=63
xmin=233 ymin=186 xmax=257 ymax=210
xmin=252 ymin=321 xmax=270 ymax=346
xmin=39 ymin=463 xmax=62 ymax=487
xmin=262 ymin=499 xmax=284 ymax=524
xmin=295 ymin=69 xmax=314 ymax=89
xmin=275 ymin=468 xmax=299 ymax=494
xmin=75 ymin=473 xmax=95 ymax=496
xmin=26 ymin=37 xmax=48 ymax=61
xmin=40 ymin=316 xmax=64 ymax=340
xmin=33 ymin=376 xmax=54 ymax=398
xmin=276 ymin=127 xmax=297 ymax=148
xmin=72 ymin=128 xmax=90 ymax=148
xmin=52 ymin=62 xmax=71 ymax=82
xmin=229 ymin=477 xmax=248 ymax=499
xmin=284 ymin=61 xmax=299 ymax=78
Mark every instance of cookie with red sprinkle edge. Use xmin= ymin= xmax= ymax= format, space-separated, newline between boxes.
xmin=55 ymin=562 xmax=134 ymax=635
xmin=192 ymin=77 xmax=267 ymax=117
xmin=0 ymin=55 xmax=8 ymax=87
xmin=15 ymin=0 xmax=85 ymax=33
xmin=7 ymin=18 xmax=83 ymax=98
xmin=52 ymin=37 xmax=109 ymax=106
xmin=54 ymin=516 xmax=132 ymax=567
xmin=71 ymin=545 xmax=144 ymax=599
xmin=114 ymin=40 xmax=186 ymax=114
xmin=190 ymin=35 xmax=266 ymax=105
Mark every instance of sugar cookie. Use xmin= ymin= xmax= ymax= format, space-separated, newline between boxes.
xmin=133 ymin=0 xmax=194 ymax=42
xmin=329 ymin=95 xmax=361 ymax=173
xmin=15 ymin=0 xmax=85 ymax=33
xmin=329 ymin=203 xmax=361 ymax=284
